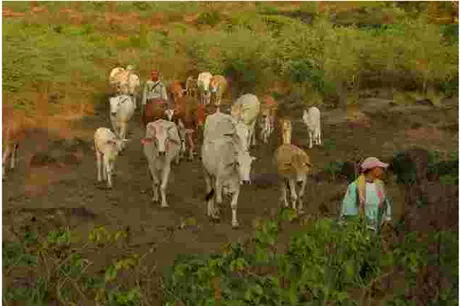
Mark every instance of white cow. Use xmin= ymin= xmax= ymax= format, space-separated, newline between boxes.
xmin=231 ymin=93 xmax=261 ymax=150
xmin=141 ymin=119 xmax=181 ymax=208
xmin=94 ymin=127 xmax=129 ymax=188
xmin=202 ymin=112 xmax=257 ymax=228
xmin=259 ymin=109 xmax=274 ymax=145
xmin=197 ymin=72 xmax=213 ymax=105
xmin=302 ymin=106 xmax=321 ymax=149
xmin=109 ymin=65 xmax=140 ymax=109
xmin=109 ymin=95 xmax=135 ymax=150
xmin=185 ymin=76 xmax=198 ymax=99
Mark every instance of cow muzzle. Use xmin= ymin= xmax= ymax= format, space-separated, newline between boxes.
xmin=297 ymin=180 xmax=304 ymax=186
xmin=111 ymin=112 xmax=117 ymax=117
xmin=158 ymin=151 xmax=166 ymax=156
xmin=242 ymin=180 xmax=251 ymax=185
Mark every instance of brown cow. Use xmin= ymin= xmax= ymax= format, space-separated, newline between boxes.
xmin=168 ymin=80 xmax=186 ymax=103
xmin=142 ymin=99 xmax=168 ymax=129
xmin=165 ymin=96 xmax=199 ymax=161
xmin=210 ymin=75 xmax=228 ymax=107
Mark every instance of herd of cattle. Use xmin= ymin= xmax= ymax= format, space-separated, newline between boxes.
xmin=2 ymin=65 xmax=323 ymax=228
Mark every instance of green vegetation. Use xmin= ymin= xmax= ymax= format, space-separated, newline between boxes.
xmin=2 ymin=1 xmax=458 ymax=112
xmin=162 ymin=213 xmax=458 ymax=305
xmin=3 ymin=226 xmax=150 ymax=305
xmin=392 ymin=149 xmax=459 ymax=185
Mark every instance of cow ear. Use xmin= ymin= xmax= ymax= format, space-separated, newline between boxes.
xmin=141 ymin=138 xmax=153 ymax=144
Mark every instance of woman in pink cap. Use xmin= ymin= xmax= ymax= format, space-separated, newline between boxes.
xmin=339 ymin=157 xmax=393 ymax=231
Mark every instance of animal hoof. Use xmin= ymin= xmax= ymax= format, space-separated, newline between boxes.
xmin=161 ymin=203 xmax=169 ymax=208
xmin=232 ymin=223 xmax=239 ymax=229
xmin=151 ymin=197 xmax=159 ymax=203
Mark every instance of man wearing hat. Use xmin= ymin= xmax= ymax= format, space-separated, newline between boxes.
xmin=339 ymin=157 xmax=393 ymax=231
xmin=141 ymin=70 xmax=169 ymax=117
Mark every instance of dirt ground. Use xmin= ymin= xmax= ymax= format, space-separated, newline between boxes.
xmin=2 ymin=96 xmax=458 ymax=304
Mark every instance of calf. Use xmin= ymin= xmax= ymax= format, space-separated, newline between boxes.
xmin=302 ymin=106 xmax=322 ymax=149
xmin=109 ymin=95 xmax=135 ymax=149
xmin=274 ymin=144 xmax=312 ymax=212
xmin=94 ymin=127 xmax=129 ymax=188
xmin=141 ymin=119 xmax=181 ymax=208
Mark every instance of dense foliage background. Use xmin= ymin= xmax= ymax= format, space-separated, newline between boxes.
xmin=3 ymin=1 xmax=458 ymax=114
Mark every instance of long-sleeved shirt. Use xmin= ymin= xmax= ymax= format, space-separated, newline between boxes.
xmin=141 ymin=80 xmax=169 ymax=105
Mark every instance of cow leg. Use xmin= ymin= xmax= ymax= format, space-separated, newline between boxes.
xmin=110 ymin=116 xmax=117 ymax=135
xmin=279 ymin=180 xmax=289 ymax=208
xmin=148 ymin=161 xmax=159 ymax=202
xmin=288 ymin=179 xmax=298 ymax=210
xmin=251 ymin=124 xmax=257 ymax=146
xmin=204 ymin=171 xmax=216 ymax=218
xmin=2 ymin=144 xmax=11 ymax=178
xmin=120 ymin=122 xmax=127 ymax=149
xmin=215 ymin=176 xmax=224 ymax=205
xmin=10 ymin=143 xmax=18 ymax=170
xmin=187 ymin=133 xmax=194 ymax=161
xmin=297 ymin=175 xmax=307 ymax=214
xmin=104 ymin=156 xmax=113 ymax=188
xmin=102 ymin=155 xmax=108 ymax=181
xmin=317 ymin=127 xmax=322 ymax=146
xmin=308 ymin=130 xmax=313 ymax=149
xmin=160 ymin=163 xmax=171 ymax=208
xmin=132 ymin=95 xmax=137 ymax=110
xmin=96 ymin=151 xmax=103 ymax=182
xmin=230 ymin=188 xmax=240 ymax=228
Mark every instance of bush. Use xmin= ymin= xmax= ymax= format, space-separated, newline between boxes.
xmin=197 ymin=11 xmax=221 ymax=27
xmin=2 ymin=2 xmax=458 ymax=112
xmin=163 ymin=214 xmax=458 ymax=305
xmin=3 ymin=226 xmax=150 ymax=305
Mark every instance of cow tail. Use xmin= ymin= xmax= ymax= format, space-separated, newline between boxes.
xmin=205 ymin=188 xmax=215 ymax=201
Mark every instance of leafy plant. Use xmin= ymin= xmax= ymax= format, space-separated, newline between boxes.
xmin=3 ymin=226 xmax=147 ymax=306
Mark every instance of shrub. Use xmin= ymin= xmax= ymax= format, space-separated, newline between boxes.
xmin=3 ymin=226 xmax=150 ymax=305
xmin=196 ymin=11 xmax=221 ymax=27
xmin=163 ymin=214 xmax=458 ymax=305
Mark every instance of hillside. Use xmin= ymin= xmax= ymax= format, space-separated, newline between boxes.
xmin=2 ymin=2 xmax=459 ymax=306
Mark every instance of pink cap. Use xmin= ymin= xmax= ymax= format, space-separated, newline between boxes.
xmin=361 ymin=157 xmax=389 ymax=170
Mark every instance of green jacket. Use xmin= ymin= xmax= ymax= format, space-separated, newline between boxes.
xmin=339 ymin=178 xmax=392 ymax=231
